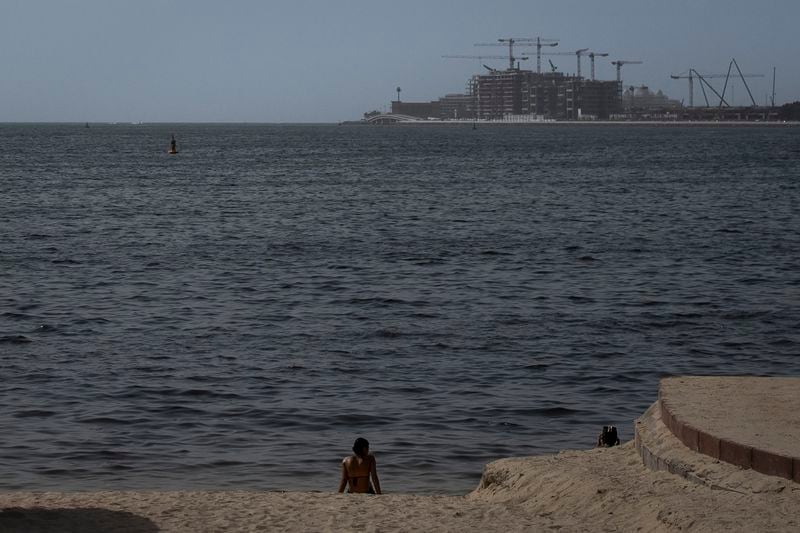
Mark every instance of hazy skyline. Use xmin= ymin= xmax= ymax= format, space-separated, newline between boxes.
xmin=1 ymin=0 xmax=798 ymax=122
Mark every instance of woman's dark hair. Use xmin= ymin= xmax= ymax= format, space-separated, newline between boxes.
xmin=352 ymin=437 xmax=369 ymax=457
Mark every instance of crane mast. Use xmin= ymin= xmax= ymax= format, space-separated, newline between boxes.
xmin=588 ymin=52 xmax=609 ymax=81
xmin=771 ymin=67 xmax=776 ymax=108
xmin=574 ymin=49 xmax=590 ymax=78
xmin=611 ymin=60 xmax=642 ymax=83
xmin=484 ymin=37 xmax=558 ymax=74
xmin=533 ymin=37 xmax=559 ymax=74
xmin=611 ymin=60 xmax=643 ymax=105
xmin=474 ymin=38 xmax=528 ymax=70
xmin=481 ymin=36 xmax=559 ymax=73
xmin=498 ymin=38 xmax=517 ymax=71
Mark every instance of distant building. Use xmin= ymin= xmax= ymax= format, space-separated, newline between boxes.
xmin=390 ymin=94 xmax=475 ymax=120
xmin=377 ymin=69 xmax=684 ymax=123
xmin=622 ymin=85 xmax=682 ymax=111
xmin=391 ymin=100 xmax=440 ymax=119
xmin=472 ymin=70 xmax=525 ymax=118
xmin=472 ymin=70 xmax=622 ymax=120
xmin=437 ymin=93 xmax=475 ymax=120
xmin=573 ymin=80 xmax=622 ymax=120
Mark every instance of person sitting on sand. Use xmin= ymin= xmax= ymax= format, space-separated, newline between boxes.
xmin=338 ymin=437 xmax=382 ymax=494
xmin=597 ymin=425 xmax=620 ymax=447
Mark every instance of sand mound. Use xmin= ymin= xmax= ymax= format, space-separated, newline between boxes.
xmin=471 ymin=399 xmax=800 ymax=532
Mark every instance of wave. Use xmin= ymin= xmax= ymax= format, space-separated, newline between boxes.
xmin=0 ymin=335 xmax=32 ymax=344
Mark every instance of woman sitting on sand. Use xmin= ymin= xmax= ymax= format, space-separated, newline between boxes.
xmin=338 ymin=437 xmax=382 ymax=494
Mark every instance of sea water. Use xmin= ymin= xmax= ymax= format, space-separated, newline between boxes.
xmin=1 ymin=123 xmax=799 ymax=494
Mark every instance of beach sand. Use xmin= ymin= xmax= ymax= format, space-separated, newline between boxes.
xmin=5 ymin=380 xmax=800 ymax=533
xmin=2 ymin=439 xmax=799 ymax=532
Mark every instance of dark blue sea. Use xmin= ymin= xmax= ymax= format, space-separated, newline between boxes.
xmin=1 ymin=123 xmax=799 ymax=494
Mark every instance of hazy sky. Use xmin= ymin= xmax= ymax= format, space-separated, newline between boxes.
xmin=1 ymin=0 xmax=797 ymax=122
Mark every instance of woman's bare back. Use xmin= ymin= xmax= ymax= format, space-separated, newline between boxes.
xmin=343 ymin=454 xmax=374 ymax=493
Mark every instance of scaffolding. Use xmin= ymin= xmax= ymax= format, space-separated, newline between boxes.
xmin=473 ymin=69 xmax=621 ymax=120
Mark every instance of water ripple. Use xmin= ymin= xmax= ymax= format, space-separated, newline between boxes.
xmin=1 ymin=123 xmax=799 ymax=494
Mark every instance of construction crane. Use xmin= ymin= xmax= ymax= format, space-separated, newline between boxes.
xmin=442 ymin=54 xmax=530 ymax=71
xmin=520 ymin=49 xmax=589 ymax=76
xmin=611 ymin=60 xmax=642 ymax=83
xmin=477 ymin=36 xmax=558 ymax=73
xmin=474 ymin=38 xmax=526 ymax=71
xmin=588 ymin=52 xmax=609 ymax=81
xmin=771 ymin=67 xmax=776 ymax=107
xmin=573 ymin=49 xmax=590 ymax=78
xmin=719 ymin=58 xmax=760 ymax=108
xmin=530 ymin=37 xmax=559 ymax=74
xmin=671 ymin=62 xmax=763 ymax=107
xmin=548 ymin=59 xmax=558 ymax=73
xmin=671 ymin=70 xmax=728 ymax=107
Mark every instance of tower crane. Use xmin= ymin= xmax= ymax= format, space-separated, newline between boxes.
xmin=588 ymin=52 xmax=609 ymax=81
xmin=476 ymin=36 xmax=558 ymax=73
xmin=474 ymin=38 xmax=525 ymax=71
xmin=670 ymin=71 xmax=726 ymax=107
xmin=612 ymin=61 xmax=642 ymax=104
xmin=530 ymin=37 xmax=559 ymax=74
xmin=520 ymin=49 xmax=589 ymax=77
xmin=574 ymin=49 xmax=590 ymax=78
xmin=497 ymin=38 xmax=519 ymax=71
xmin=611 ymin=60 xmax=642 ymax=83
xmin=442 ymin=54 xmax=530 ymax=71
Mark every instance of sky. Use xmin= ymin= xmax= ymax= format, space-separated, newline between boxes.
xmin=1 ymin=0 xmax=798 ymax=122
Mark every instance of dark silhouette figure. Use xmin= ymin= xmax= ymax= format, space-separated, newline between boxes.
xmin=597 ymin=425 xmax=620 ymax=447
xmin=169 ymin=135 xmax=178 ymax=154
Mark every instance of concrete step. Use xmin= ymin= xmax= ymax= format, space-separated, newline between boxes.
xmin=635 ymin=398 xmax=796 ymax=494
xmin=659 ymin=376 xmax=799 ymax=482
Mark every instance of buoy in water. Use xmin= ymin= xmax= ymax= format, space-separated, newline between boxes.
xmin=168 ymin=134 xmax=178 ymax=154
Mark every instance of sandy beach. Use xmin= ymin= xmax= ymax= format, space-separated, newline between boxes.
xmin=2 ymin=436 xmax=798 ymax=532
xmin=4 ymin=379 xmax=800 ymax=531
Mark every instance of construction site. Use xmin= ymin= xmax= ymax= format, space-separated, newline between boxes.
xmin=362 ymin=37 xmax=782 ymax=124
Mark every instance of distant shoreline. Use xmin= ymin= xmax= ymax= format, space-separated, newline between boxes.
xmin=0 ymin=121 xmax=797 ymax=127
xmin=342 ymin=119 xmax=800 ymax=127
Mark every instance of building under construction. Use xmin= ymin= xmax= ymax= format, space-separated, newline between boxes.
xmin=391 ymin=93 xmax=475 ymax=120
xmin=374 ymin=38 xmax=784 ymax=123
xmin=390 ymin=68 xmax=621 ymax=121
xmin=470 ymin=69 xmax=621 ymax=120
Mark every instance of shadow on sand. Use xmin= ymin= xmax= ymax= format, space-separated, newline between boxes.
xmin=0 ymin=507 xmax=159 ymax=533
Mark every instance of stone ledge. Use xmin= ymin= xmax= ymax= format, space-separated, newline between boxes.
xmin=659 ymin=377 xmax=799 ymax=483
xmin=635 ymin=401 xmax=705 ymax=486
xmin=634 ymin=399 xmax=794 ymax=494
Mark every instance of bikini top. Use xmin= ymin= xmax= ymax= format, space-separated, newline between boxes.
xmin=344 ymin=456 xmax=371 ymax=480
